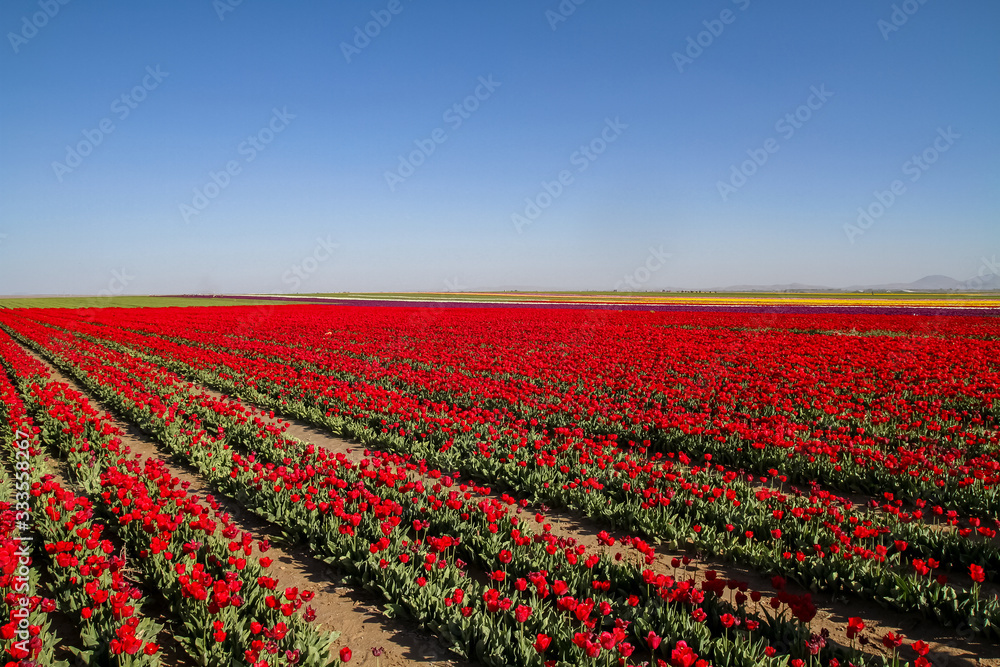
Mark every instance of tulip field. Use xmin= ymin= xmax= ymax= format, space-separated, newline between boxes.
xmin=0 ymin=301 xmax=998 ymax=667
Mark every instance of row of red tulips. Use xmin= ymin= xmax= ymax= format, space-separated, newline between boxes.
xmin=0 ymin=497 xmax=67 ymax=667
xmin=34 ymin=476 xmax=163 ymax=665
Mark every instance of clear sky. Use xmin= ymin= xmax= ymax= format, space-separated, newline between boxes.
xmin=1 ymin=1 xmax=997 ymax=294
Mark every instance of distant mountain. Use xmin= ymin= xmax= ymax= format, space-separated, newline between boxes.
xmin=912 ymin=274 xmax=964 ymax=290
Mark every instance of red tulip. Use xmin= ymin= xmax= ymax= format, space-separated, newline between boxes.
xmin=671 ymin=640 xmax=698 ymax=667
xmin=846 ymin=617 xmax=864 ymax=640
xmin=514 ymin=605 xmax=532 ymax=623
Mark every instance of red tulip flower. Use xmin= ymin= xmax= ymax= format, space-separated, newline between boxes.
xmin=514 ymin=605 xmax=532 ymax=623
xmin=670 ymin=640 xmax=698 ymax=667
xmin=846 ymin=617 xmax=864 ymax=640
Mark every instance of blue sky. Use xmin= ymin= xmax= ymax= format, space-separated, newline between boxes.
xmin=1 ymin=1 xmax=997 ymax=294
